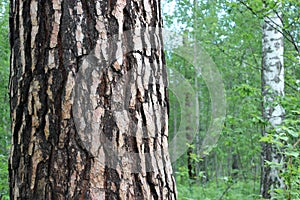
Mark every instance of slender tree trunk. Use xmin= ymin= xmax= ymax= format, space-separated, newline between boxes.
xmin=261 ymin=3 xmax=285 ymax=198
xmin=186 ymin=95 xmax=195 ymax=180
xmin=185 ymin=56 xmax=195 ymax=180
xmin=227 ymin=147 xmax=231 ymax=177
xmin=172 ymin=101 xmax=177 ymax=174
xmin=9 ymin=0 xmax=176 ymax=199
xmin=214 ymin=153 xmax=218 ymax=188
xmin=193 ymin=0 xmax=200 ymax=177
xmin=231 ymin=153 xmax=238 ymax=179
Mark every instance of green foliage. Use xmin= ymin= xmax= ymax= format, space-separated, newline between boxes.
xmin=0 ymin=155 xmax=9 ymax=199
xmin=0 ymin=0 xmax=10 ymax=198
xmin=277 ymin=93 xmax=300 ymax=199
xmin=164 ymin=0 xmax=299 ymax=199
xmin=177 ymin=179 xmax=262 ymax=200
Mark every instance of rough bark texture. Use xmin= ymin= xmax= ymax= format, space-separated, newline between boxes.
xmin=261 ymin=5 xmax=285 ymax=199
xmin=9 ymin=0 xmax=177 ymax=199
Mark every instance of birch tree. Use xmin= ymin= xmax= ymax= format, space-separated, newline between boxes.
xmin=261 ymin=2 xmax=285 ymax=198
xmin=9 ymin=0 xmax=176 ymax=199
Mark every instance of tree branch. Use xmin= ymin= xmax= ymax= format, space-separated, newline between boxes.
xmin=237 ymin=0 xmax=299 ymax=54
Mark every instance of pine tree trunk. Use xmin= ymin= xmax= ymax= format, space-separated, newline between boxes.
xmin=9 ymin=0 xmax=177 ymax=199
xmin=261 ymin=3 xmax=285 ymax=198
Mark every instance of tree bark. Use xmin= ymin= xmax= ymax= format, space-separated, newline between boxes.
xmin=261 ymin=3 xmax=285 ymax=198
xmin=9 ymin=0 xmax=177 ymax=199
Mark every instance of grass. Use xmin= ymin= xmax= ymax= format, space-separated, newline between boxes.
xmin=177 ymin=178 xmax=262 ymax=200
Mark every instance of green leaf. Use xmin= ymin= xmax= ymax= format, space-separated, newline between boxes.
xmin=285 ymin=151 xmax=299 ymax=157
xmin=259 ymin=136 xmax=272 ymax=143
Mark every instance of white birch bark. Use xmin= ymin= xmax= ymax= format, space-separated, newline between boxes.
xmin=261 ymin=2 xmax=285 ymax=198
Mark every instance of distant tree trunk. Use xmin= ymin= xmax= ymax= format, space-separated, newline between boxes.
xmin=231 ymin=153 xmax=238 ymax=179
xmin=172 ymin=99 xmax=179 ymax=175
xmin=187 ymin=147 xmax=195 ymax=180
xmin=186 ymin=94 xmax=196 ymax=180
xmin=227 ymin=147 xmax=231 ymax=177
xmin=261 ymin=3 xmax=285 ymax=198
xmin=9 ymin=0 xmax=177 ymax=199
xmin=214 ymin=153 xmax=219 ymax=188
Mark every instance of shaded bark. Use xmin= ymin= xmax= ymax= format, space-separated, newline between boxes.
xmin=9 ymin=0 xmax=176 ymax=199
